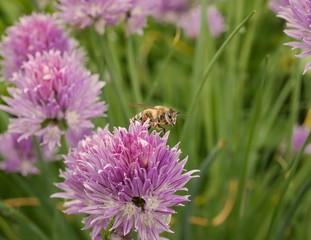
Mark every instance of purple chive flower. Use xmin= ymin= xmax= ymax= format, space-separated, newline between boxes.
xmin=269 ymin=0 xmax=289 ymax=13
xmin=292 ymin=125 xmax=311 ymax=154
xmin=56 ymin=0 xmax=159 ymax=35
xmin=0 ymin=50 xmax=107 ymax=151
xmin=66 ymin=128 xmax=92 ymax=148
xmin=126 ymin=1 xmax=159 ymax=35
xmin=207 ymin=6 xmax=226 ymax=37
xmin=277 ymin=0 xmax=311 ymax=74
xmin=52 ymin=121 xmax=199 ymax=240
xmin=178 ymin=5 xmax=226 ymax=39
xmin=0 ymin=13 xmax=80 ymax=80
xmin=0 ymin=132 xmax=54 ymax=176
xmin=152 ymin=0 xmax=191 ymax=24
xmin=56 ymin=0 xmax=133 ymax=35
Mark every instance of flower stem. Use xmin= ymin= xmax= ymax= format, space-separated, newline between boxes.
xmin=266 ymin=130 xmax=311 ymax=239
xmin=193 ymin=10 xmax=255 ymax=112
xmin=32 ymin=136 xmax=51 ymax=195
xmin=0 ymin=200 xmax=49 ymax=240
xmin=145 ymin=29 xmax=179 ymax=102
xmin=145 ymin=47 xmax=174 ymax=102
xmin=285 ymin=67 xmax=302 ymax=161
xmin=127 ymin=35 xmax=142 ymax=103
xmin=29 ymin=0 xmax=39 ymax=12
xmin=233 ymin=58 xmax=267 ymax=229
xmin=190 ymin=0 xmax=207 ymax=92
xmin=275 ymin=175 xmax=311 ymax=240
xmin=60 ymin=134 xmax=69 ymax=155
xmin=100 ymin=32 xmax=130 ymax=122
xmin=181 ymin=10 xmax=255 ymax=142
xmin=0 ymin=110 xmax=9 ymax=133
xmin=0 ymin=215 xmax=18 ymax=240
xmin=181 ymin=141 xmax=224 ymax=240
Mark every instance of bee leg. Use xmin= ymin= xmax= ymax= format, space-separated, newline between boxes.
xmin=158 ymin=125 xmax=166 ymax=134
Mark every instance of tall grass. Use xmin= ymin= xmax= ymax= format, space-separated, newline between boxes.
xmin=1 ymin=0 xmax=311 ymax=239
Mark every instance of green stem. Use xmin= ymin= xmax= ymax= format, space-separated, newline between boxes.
xmin=264 ymin=79 xmax=294 ymax=134
xmin=266 ymin=130 xmax=311 ymax=239
xmin=10 ymin=174 xmax=53 ymax=215
xmin=102 ymin=216 xmax=116 ymax=240
xmin=100 ymin=33 xmax=130 ymax=122
xmin=60 ymin=134 xmax=69 ymax=155
xmin=190 ymin=0 xmax=208 ymax=92
xmin=181 ymin=142 xmax=224 ymax=240
xmin=181 ymin=10 xmax=256 ymax=141
xmin=127 ymin=36 xmax=142 ymax=103
xmin=275 ymin=175 xmax=311 ymax=240
xmin=89 ymin=27 xmax=105 ymax=77
xmin=0 ymin=215 xmax=18 ymax=240
xmin=196 ymin=11 xmax=255 ymax=110
xmin=29 ymin=0 xmax=40 ymax=12
xmin=234 ymin=58 xmax=267 ymax=223
xmin=145 ymin=44 xmax=175 ymax=102
xmin=52 ymin=206 xmax=60 ymax=240
xmin=0 ymin=201 xmax=49 ymax=240
xmin=88 ymin=27 xmax=115 ymax=126
xmin=32 ymin=136 xmax=51 ymax=195
xmin=286 ymin=71 xmax=302 ymax=161
xmin=0 ymin=110 xmax=9 ymax=133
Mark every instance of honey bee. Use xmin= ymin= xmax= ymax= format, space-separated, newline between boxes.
xmin=129 ymin=103 xmax=179 ymax=133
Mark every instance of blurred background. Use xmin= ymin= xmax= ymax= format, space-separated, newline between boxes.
xmin=1 ymin=0 xmax=311 ymax=239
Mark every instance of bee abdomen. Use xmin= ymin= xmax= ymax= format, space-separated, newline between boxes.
xmin=131 ymin=112 xmax=152 ymax=123
xmin=131 ymin=114 xmax=142 ymax=123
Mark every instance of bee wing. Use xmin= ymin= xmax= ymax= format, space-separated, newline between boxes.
xmin=128 ymin=103 xmax=157 ymax=110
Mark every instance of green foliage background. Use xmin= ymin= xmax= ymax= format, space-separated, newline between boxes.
xmin=1 ymin=0 xmax=311 ymax=239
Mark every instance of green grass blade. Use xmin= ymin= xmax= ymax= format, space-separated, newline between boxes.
xmin=0 ymin=215 xmax=18 ymax=240
xmin=181 ymin=10 xmax=256 ymax=141
xmin=275 ymin=175 xmax=311 ymax=240
xmin=126 ymin=35 xmax=142 ymax=103
xmin=266 ymin=130 xmax=311 ymax=239
xmin=145 ymin=43 xmax=175 ymax=103
xmin=29 ymin=0 xmax=39 ymax=12
xmin=285 ymin=69 xmax=302 ymax=161
xmin=190 ymin=0 xmax=207 ymax=91
xmin=235 ymin=57 xmax=267 ymax=220
xmin=99 ymin=32 xmax=130 ymax=123
xmin=181 ymin=141 xmax=225 ymax=240
xmin=0 ymin=201 xmax=49 ymax=240
xmin=32 ymin=136 xmax=51 ymax=195
xmin=0 ymin=111 xmax=9 ymax=133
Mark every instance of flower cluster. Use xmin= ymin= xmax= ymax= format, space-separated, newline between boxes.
xmin=53 ymin=121 xmax=198 ymax=240
xmin=56 ymin=0 xmax=226 ymax=38
xmin=0 ymin=13 xmax=80 ymax=80
xmin=0 ymin=132 xmax=54 ymax=176
xmin=56 ymin=0 xmax=158 ymax=35
xmin=277 ymin=0 xmax=311 ymax=73
xmin=126 ymin=0 xmax=159 ymax=35
xmin=0 ymin=13 xmax=107 ymax=175
xmin=152 ymin=0 xmax=191 ymax=24
xmin=1 ymin=50 xmax=106 ymax=151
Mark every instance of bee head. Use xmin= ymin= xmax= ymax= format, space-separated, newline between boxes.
xmin=166 ymin=109 xmax=178 ymax=126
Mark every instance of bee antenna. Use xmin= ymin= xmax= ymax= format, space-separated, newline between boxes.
xmin=177 ymin=113 xmax=187 ymax=118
